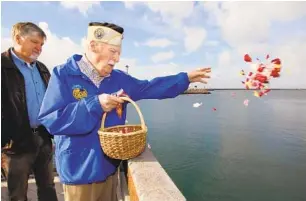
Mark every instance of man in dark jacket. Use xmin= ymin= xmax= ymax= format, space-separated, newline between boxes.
xmin=1 ymin=22 xmax=58 ymax=201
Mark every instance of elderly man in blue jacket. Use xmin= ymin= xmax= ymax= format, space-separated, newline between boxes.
xmin=38 ymin=22 xmax=211 ymax=201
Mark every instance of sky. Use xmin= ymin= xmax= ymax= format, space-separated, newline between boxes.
xmin=1 ymin=1 xmax=306 ymax=89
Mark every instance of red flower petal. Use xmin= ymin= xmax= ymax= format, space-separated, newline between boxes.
xmin=270 ymin=70 xmax=280 ymax=78
xmin=264 ymin=89 xmax=271 ymax=93
xmin=116 ymin=104 xmax=123 ymax=119
xmin=254 ymin=74 xmax=268 ymax=83
xmin=271 ymin=58 xmax=281 ymax=65
xmin=244 ymin=54 xmax=252 ymax=62
xmin=257 ymin=67 xmax=265 ymax=72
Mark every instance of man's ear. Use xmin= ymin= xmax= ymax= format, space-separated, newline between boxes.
xmin=14 ymin=34 xmax=22 ymax=45
xmin=89 ymin=41 xmax=98 ymax=53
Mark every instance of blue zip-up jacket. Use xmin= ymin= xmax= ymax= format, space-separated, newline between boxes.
xmin=38 ymin=54 xmax=190 ymax=184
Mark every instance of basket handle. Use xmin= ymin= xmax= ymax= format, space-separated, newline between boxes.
xmin=100 ymin=96 xmax=146 ymax=131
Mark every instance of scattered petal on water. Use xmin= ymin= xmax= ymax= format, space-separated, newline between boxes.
xmin=243 ymin=99 xmax=249 ymax=106
xmin=193 ymin=102 xmax=202 ymax=108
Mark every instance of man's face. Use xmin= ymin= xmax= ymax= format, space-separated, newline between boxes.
xmin=16 ymin=32 xmax=45 ymax=62
xmin=93 ymin=42 xmax=121 ymax=77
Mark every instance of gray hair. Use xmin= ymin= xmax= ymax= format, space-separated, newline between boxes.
xmin=11 ymin=22 xmax=47 ymax=40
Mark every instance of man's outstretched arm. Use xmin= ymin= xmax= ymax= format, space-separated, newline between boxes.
xmin=124 ymin=68 xmax=211 ymax=101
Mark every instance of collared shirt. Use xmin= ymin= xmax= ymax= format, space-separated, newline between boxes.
xmin=77 ymin=55 xmax=110 ymax=88
xmin=10 ymin=49 xmax=46 ymax=128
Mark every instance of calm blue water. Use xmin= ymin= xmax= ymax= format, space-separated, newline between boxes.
xmin=126 ymin=90 xmax=306 ymax=201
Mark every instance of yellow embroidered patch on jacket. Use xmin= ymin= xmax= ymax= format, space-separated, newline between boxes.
xmin=72 ymin=85 xmax=88 ymax=100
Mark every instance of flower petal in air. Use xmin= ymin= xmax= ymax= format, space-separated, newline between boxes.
xmin=244 ymin=54 xmax=252 ymax=62
xmin=271 ymin=58 xmax=281 ymax=65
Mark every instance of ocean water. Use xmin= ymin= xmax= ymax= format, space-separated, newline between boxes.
xmin=126 ymin=90 xmax=306 ymax=201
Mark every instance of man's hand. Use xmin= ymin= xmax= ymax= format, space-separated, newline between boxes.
xmin=187 ymin=68 xmax=211 ymax=84
xmin=98 ymin=94 xmax=124 ymax=112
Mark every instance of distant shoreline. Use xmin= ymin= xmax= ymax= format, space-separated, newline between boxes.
xmin=183 ymin=89 xmax=211 ymax=94
xmin=209 ymin=89 xmax=306 ymax=91
xmin=182 ymin=88 xmax=305 ymax=94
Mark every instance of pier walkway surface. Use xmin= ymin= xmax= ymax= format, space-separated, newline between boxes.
xmin=1 ymin=176 xmax=65 ymax=201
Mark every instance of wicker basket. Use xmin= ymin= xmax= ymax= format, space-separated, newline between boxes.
xmin=98 ymin=96 xmax=148 ymax=160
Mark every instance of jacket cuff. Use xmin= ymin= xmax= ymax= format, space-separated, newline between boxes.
xmin=178 ymin=72 xmax=190 ymax=92
xmin=84 ymin=95 xmax=103 ymax=118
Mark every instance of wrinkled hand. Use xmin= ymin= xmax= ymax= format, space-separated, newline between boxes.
xmin=98 ymin=94 xmax=124 ymax=112
xmin=187 ymin=68 xmax=211 ymax=84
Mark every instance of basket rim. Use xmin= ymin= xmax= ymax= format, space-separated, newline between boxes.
xmin=101 ymin=96 xmax=146 ymax=131
xmin=98 ymin=124 xmax=148 ymax=137
xmin=100 ymin=124 xmax=142 ymax=129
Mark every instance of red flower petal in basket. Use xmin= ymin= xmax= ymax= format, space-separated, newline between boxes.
xmin=121 ymin=127 xmax=128 ymax=134
xmin=244 ymin=54 xmax=252 ymax=62
xmin=271 ymin=58 xmax=281 ymax=65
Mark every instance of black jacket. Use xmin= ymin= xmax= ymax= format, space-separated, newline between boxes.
xmin=1 ymin=48 xmax=52 ymax=152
